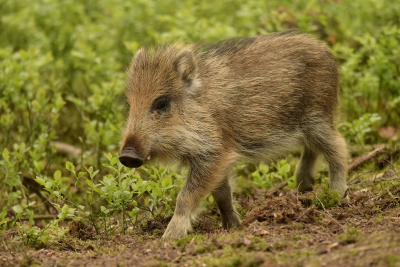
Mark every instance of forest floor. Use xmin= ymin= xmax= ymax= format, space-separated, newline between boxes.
xmin=1 ymin=147 xmax=400 ymax=267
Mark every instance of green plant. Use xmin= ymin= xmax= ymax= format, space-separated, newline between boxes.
xmin=251 ymin=159 xmax=296 ymax=192
xmin=1 ymin=148 xmax=36 ymax=228
xmin=31 ymin=153 xmax=182 ymax=238
xmin=335 ymin=25 xmax=400 ymax=125
xmin=15 ymin=204 xmax=74 ymax=247
xmin=312 ymin=185 xmax=341 ymax=210
xmin=338 ymin=113 xmax=381 ymax=146
xmin=52 ymin=154 xmax=181 ymax=236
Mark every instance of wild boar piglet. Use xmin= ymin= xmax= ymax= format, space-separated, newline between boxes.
xmin=119 ymin=31 xmax=348 ymax=239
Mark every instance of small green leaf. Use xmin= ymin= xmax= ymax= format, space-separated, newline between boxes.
xmin=136 ymin=179 xmax=143 ymax=187
xmin=149 ymin=181 xmax=159 ymax=187
xmin=152 ymin=186 xmax=162 ymax=197
xmin=67 ymin=208 xmax=76 ymax=215
xmin=85 ymin=179 xmax=94 ymax=187
xmin=2 ymin=148 xmax=10 ymax=162
xmin=66 ymin=161 xmax=75 ymax=172
xmin=35 ymin=177 xmax=46 ymax=186
xmin=146 ymin=184 xmax=152 ymax=192
xmin=94 ymin=188 xmax=103 ymax=194
xmin=110 ymin=157 xmax=119 ymax=166
xmin=54 ymin=170 xmax=61 ymax=180
xmin=76 ymin=181 xmax=82 ymax=188
xmin=138 ymin=186 xmax=146 ymax=194
xmin=86 ymin=166 xmax=93 ymax=174
xmin=12 ymin=205 xmax=23 ymax=214
xmin=90 ymin=170 xmax=99 ymax=179
xmin=160 ymin=168 xmax=167 ymax=176
xmin=259 ymin=164 xmax=269 ymax=174
xmin=102 ymin=164 xmax=118 ymax=172
xmin=33 ymin=161 xmax=44 ymax=172
xmin=123 ymin=191 xmax=133 ymax=199
xmin=279 ymin=164 xmax=291 ymax=177
xmin=161 ymin=177 xmax=172 ymax=188
xmin=129 ymin=207 xmax=139 ymax=217
xmin=131 ymin=183 xmax=138 ymax=191
xmin=45 ymin=181 xmax=53 ymax=189
xmin=78 ymin=171 xmax=86 ymax=178
xmin=62 ymin=204 xmax=69 ymax=213
xmin=113 ymin=191 xmax=121 ymax=198
xmin=251 ymin=172 xmax=261 ymax=179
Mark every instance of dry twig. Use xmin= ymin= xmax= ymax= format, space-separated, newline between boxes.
xmin=266 ymin=181 xmax=288 ymax=196
xmin=294 ymin=206 xmax=312 ymax=222
xmin=296 ymin=180 xmax=303 ymax=203
xmin=348 ymin=147 xmax=386 ymax=172
xmin=51 ymin=141 xmax=82 ymax=159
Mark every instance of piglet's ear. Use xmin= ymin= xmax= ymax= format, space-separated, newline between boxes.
xmin=132 ymin=48 xmax=145 ymax=65
xmin=174 ymin=50 xmax=197 ymax=86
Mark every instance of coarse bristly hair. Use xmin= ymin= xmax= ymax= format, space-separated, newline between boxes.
xmin=120 ymin=30 xmax=348 ymax=240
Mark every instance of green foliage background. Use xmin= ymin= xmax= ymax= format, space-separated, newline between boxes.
xmin=0 ymin=0 xmax=399 ymax=238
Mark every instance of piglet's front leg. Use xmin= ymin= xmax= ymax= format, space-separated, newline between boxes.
xmin=162 ymin=152 xmax=239 ymax=240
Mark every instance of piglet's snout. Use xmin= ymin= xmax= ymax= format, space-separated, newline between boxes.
xmin=119 ymin=147 xmax=144 ymax=168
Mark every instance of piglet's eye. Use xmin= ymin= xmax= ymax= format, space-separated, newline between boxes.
xmin=151 ymin=96 xmax=170 ymax=113
xmin=156 ymin=101 xmax=167 ymax=111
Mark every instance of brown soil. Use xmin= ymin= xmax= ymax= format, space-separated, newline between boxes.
xmin=2 ymin=187 xmax=400 ymax=267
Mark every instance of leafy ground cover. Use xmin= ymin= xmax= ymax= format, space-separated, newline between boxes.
xmin=0 ymin=0 xmax=399 ymax=266
xmin=2 ymin=164 xmax=400 ymax=266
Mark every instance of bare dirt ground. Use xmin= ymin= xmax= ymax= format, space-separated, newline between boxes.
xmin=2 ymin=183 xmax=400 ymax=267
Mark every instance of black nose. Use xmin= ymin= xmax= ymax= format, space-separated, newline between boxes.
xmin=119 ymin=147 xmax=144 ymax=168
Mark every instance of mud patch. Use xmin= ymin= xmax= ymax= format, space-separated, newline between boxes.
xmin=139 ymin=214 xmax=172 ymax=237
xmin=68 ymin=221 xmax=96 ymax=241
xmin=242 ymin=192 xmax=318 ymax=227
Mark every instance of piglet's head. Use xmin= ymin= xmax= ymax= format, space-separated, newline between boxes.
xmin=119 ymin=45 xmax=199 ymax=168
